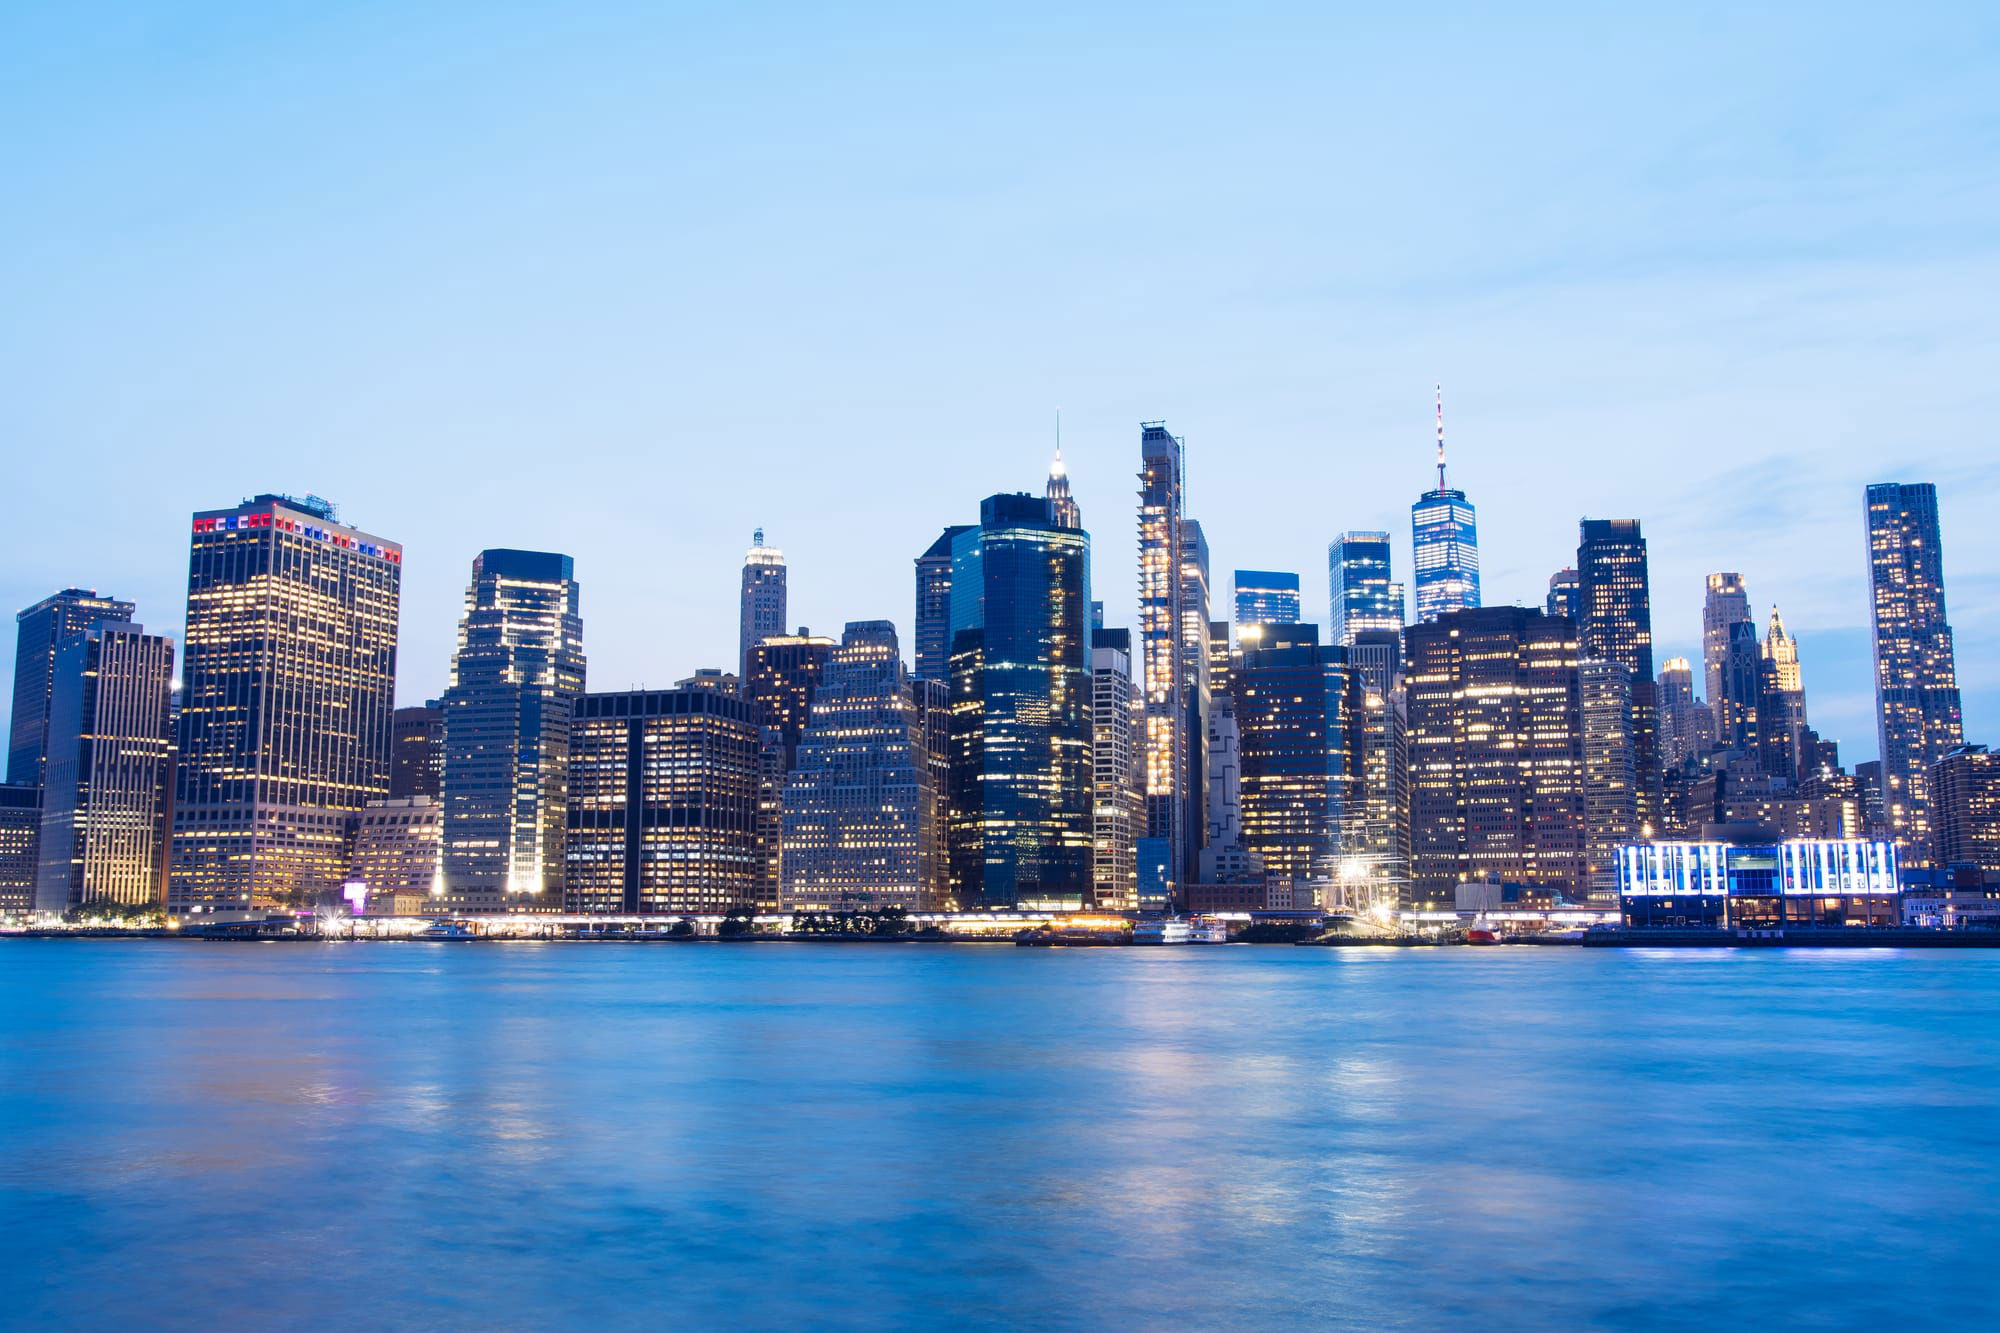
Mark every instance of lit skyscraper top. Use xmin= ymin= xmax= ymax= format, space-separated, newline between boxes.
xmin=1233 ymin=570 xmax=1302 ymax=640
xmin=1328 ymin=532 xmax=1405 ymax=647
xmin=1410 ymin=386 xmax=1481 ymax=622
xmin=739 ymin=528 xmax=787 ymax=686
xmin=1046 ymin=437 xmax=1081 ymax=531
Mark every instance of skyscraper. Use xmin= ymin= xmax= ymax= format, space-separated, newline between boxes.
xmin=9 ymin=588 xmax=135 ymax=788
xmin=389 ymin=703 xmax=445 ymax=800
xmin=1717 ymin=620 xmax=1764 ymax=753
xmin=1328 ymin=532 xmax=1405 ymax=646
xmin=1758 ymin=607 xmax=1809 ymax=781
xmin=1867 ymin=482 xmax=1964 ymax=864
xmin=744 ymin=632 xmax=835 ymax=907
xmin=1047 ymin=446 xmax=1082 ymax=530
xmin=1345 ymin=675 xmax=1409 ymax=909
xmin=347 ymin=796 xmax=443 ymax=910
xmin=1702 ymin=573 xmax=1753 ymax=732
xmin=440 ymin=549 xmax=585 ymax=904
xmin=948 ymin=492 xmax=1093 ymax=908
xmin=1233 ymin=624 xmax=1351 ymax=893
xmin=1090 ymin=629 xmax=1143 ymax=911
xmin=564 ymin=688 xmax=759 ymax=913
xmin=1137 ymin=422 xmax=1187 ymax=907
xmin=1180 ymin=518 xmax=1213 ymax=884
xmin=1405 ymin=607 xmax=1585 ymax=903
xmin=1410 ymin=388 xmax=1481 ymax=622
xmin=1233 ymin=570 xmax=1302 ymax=638
xmin=1578 ymin=657 xmax=1638 ymax=900
xmin=1576 ymin=519 xmax=1661 ymax=832
xmin=171 ymin=495 xmax=401 ymax=914
xmin=739 ymin=529 xmax=787 ymax=687
xmin=35 ymin=621 xmax=175 ymax=912
xmin=780 ymin=621 xmax=944 ymax=912
xmin=1657 ymin=657 xmax=1716 ymax=769
xmin=913 ymin=525 xmax=974 ymax=680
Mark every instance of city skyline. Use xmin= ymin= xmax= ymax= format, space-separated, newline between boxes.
xmin=5 ymin=7 xmax=1998 ymax=770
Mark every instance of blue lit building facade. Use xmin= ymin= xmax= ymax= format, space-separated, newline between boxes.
xmin=1618 ymin=835 xmax=1900 ymax=928
xmin=1411 ymin=490 xmax=1480 ymax=623
xmin=1232 ymin=570 xmax=1301 ymax=639
xmin=947 ymin=493 xmax=1094 ymax=908
xmin=1327 ymin=532 xmax=1405 ymax=646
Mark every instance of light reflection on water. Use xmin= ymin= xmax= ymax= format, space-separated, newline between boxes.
xmin=3 ymin=941 xmax=1997 ymax=1330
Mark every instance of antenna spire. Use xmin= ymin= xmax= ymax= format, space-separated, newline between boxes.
xmin=1435 ymin=383 xmax=1448 ymax=491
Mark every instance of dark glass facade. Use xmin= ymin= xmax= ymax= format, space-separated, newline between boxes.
xmin=8 ymin=589 xmax=135 ymax=787
xmin=947 ymin=493 xmax=1093 ymax=908
xmin=1576 ymin=519 xmax=1661 ymax=833
xmin=564 ymin=689 xmax=758 ymax=913
xmin=1233 ymin=624 xmax=1352 ymax=888
xmin=1328 ymin=532 xmax=1404 ymax=646
xmin=389 ymin=704 xmax=444 ymax=800
xmin=1232 ymin=569 xmax=1301 ymax=636
xmin=913 ymin=525 xmax=972 ymax=681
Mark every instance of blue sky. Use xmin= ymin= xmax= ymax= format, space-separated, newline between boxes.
xmin=4 ymin=2 xmax=1997 ymax=762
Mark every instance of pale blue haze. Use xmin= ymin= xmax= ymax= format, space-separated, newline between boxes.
xmin=3 ymin=4 xmax=1998 ymax=759
xmin=2 ymin=942 xmax=1997 ymax=1328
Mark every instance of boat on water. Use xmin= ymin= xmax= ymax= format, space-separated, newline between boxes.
xmin=1465 ymin=927 xmax=1501 ymax=945
xmin=415 ymin=920 xmax=478 ymax=941
xmin=1131 ymin=917 xmax=1229 ymax=945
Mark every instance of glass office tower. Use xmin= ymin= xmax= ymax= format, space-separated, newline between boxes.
xmin=948 ymin=492 xmax=1093 ymax=908
xmin=1576 ymin=519 xmax=1661 ymax=833
xmin=1136 ymin=422 xmax=1187 ymax=907
xmin=1410 ymin=388 xmax=1481 ymax=622
xmin=1328 ymin=532 xmax=1405 ymax=646
xmin=9 ymin=588 xmax=135 ymax=787
xmin=739 ymin=529 xmax=787 ymax=687
xmin=440 ymin=549 xmax=585 ymax=904
xmin=1233 ymin=570 xmax=1302 ymax=639
xmin=1233 ymin=624 xmax=1352 ymax=892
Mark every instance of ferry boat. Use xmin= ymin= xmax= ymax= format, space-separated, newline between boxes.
xmin=1187 ymin=917 xmax=1229 ymax=944
xmin=1131 ymin=918 xmax=1192 ymax=945
xmin=1465 ymin=927 xmax=1501 ymax=945
xmin=415 ymin=920 xmax=478 ymax=941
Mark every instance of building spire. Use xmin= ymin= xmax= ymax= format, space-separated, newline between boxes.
xmin=1046 ymin=410 xmax=1080 ymax=529
xmin=1435 ymin=383 xmax=1448 ymax=492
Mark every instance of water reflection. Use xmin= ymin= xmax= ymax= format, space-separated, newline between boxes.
xmin=3 ymin=942 xmax=1998 ymax=1329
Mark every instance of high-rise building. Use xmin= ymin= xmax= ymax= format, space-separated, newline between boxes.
xmin=440 ymin=549 xmax=585 ymax=905
xmin=948 ymin=492 xmax=1093 ymax=908
xmin=1545 ymin=568 xmax=1580 ymax=623
xmin=1717 ymin=619 xmax=1764 ymax=753
xmin=0 ymin=784 xmax=38 ymax=915
xmin=347 ymin=795 xmax=443 ymax=911
xmin=1091 ymin=629 xmax=1143 ymax=911
xmin=1657 ymin=657 xmax=1716 ymax=769
xmin=1328 ymin=532 xmax=1405 ymax=647
xmin=744 ymin=632 xmax=835 ymax=908
xmin=389 ymin=703 xmax=445 ymax=800
xmin=564 ymin=689 xmax=759 ymax=913
xmin=1137 ymin=422 xmax=1187 ymax=908
xmin=1576 ymin=519 xmax=1661 ymax=832
xmin=1180 ymin=519 xmax=1213 ymax=884
xmin=1758 ymin=607 xmax=1809 ymax=781
xmin=35 ymin=621 xmax=175 ymax=913
xmin=1931 ymin=745 xmax=2000 ymax=874
xmin=779 ymin=621 xmax=943 ymax=912
xmin=1867 ymin=482 xmax=1963 ymax=866
xmin=914 ymin=525 xmax=974 ymax=681
xmin=1578 ymin=658 xmax=1638 ymax=901
xmin=1702 ymin=572 xmax=1753 ymax=732
xmin=1410 ymin=388 xmax=1481 ymax=622
xmin=739 ymin=529 xmax=787 ymax=687
xmin=170 ymin=495 xmax=401 ymax=914
xmin=9 ymin=588 xmax=135 ymax=788
xmin=1233 ymin=570 xmax=1302 ymax=639
xmin=1344 ymin=677 xmax=1409 ymax=909
xmin=1405 ymin=607 xmax=1585 ymax=903
xmin=1233 ymin=624 xmax=1351 ymax=894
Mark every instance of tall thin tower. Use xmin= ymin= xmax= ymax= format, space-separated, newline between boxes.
xmin=1411 ymin=387 xmax=1481 ymax=622
xmin=1137 ymin=422 xmax=1187 ymax=908
xmin=739 ymin=529 xmax=787 ymax=687
xmin=1866 ymin=483 xmax=1963 ymax=865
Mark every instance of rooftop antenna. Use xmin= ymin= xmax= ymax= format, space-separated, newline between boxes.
xmin=1435 ymin=384 xmax=1448 ymax=492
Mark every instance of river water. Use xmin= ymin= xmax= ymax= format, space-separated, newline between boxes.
xmin=2 ymin=941 xmax=1996 ymax=1329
